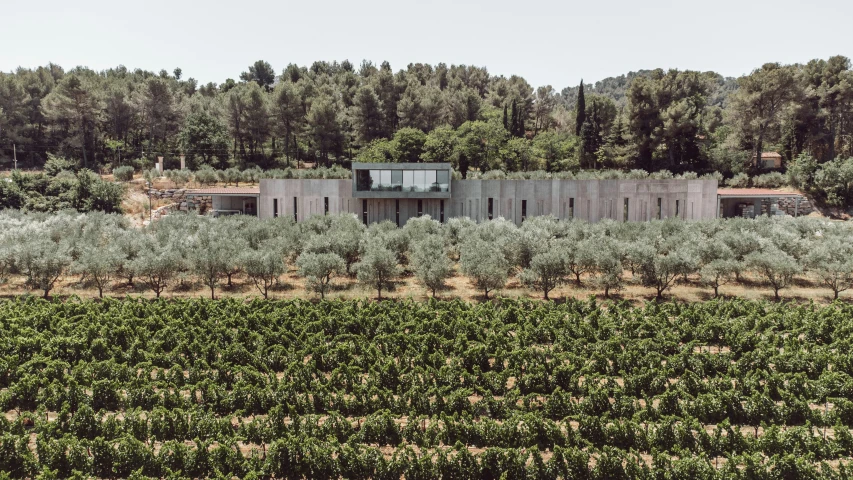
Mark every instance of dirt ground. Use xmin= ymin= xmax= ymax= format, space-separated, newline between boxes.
xmin=1 ymin=266 xmax=847 ymax=305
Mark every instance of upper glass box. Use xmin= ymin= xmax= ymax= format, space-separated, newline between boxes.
xmin=356 ymin=169 xmax=449 ymax=193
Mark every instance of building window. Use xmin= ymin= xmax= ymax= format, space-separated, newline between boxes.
xmin=356 ymin=170 xmax=372 ymax=191
xmin=676 ymin=200 xmax=680 ymax=218
xmin=425 ymin=170 xmax=437 ymax=192
xmin=521 ymin=200 xmax=527 ymax=222
xmin=440 ymin=200 xmax=445 ymax=223
xmin=436 ymin=170 xmax=449 ymax=192
xmin=273 ymin=198 xmax=278 ymax=218
xmin=362 ymin=199 xmax=368 ymax=225
xmin=413 ymin=171 xmax=426 ymax=192
xmin=488 ymin=198 xmax=494 ymax=220
xmin=293 ymin=197 xmax=298 ymax=221
xmin=623 ymin=198 xmax=629 ymax=222
xmin=324 ymin=197 xmax=329 ymax=215
xmin=395 ymin=199 xmax=400 ymax=227
xmin=356 ymin=168 xmax=450 ymax=193
xmin=403 ymin=170 xmax=414 ymax=191
xmin=417 ymin=199 xmax=423 ymax=217
xmin=569 ymin=198 xmax=574 ymax=219
xmin=656 ymin=198 xmax=662 ymax=220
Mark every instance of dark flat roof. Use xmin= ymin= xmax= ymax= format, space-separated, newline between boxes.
xmin=351 ymin=162 xmax=451 ymax=170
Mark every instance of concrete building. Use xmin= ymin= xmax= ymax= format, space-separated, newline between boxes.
xmin=185 ymin=187 xmax=260 ymax=217
xmin=252 ymin=163 xmax=719 ymax=225
xmin=717 ymin=188 xmax=810 ymax=218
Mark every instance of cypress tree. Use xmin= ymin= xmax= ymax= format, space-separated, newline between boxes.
xmin=510 ymin=100 xmax=519 ymax=137
xmin=575 ymin=80 xmax=586 ymax=136
xmin=516 ymin=110 xmax=525 ymax=137
xmin=503 ymin=104 xmax=509 ymax=131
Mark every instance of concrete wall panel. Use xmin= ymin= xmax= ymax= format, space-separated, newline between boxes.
xmin=259 ymin=177 xmax=719 ymax=225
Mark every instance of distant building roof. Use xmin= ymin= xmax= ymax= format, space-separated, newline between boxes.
xmin=185 ymin=187 xmax=259 ymax=196
xmin=752 ymin=151 xmax=782 ymax=159
xmin=718 ymin=188 xmax=801 ymax=197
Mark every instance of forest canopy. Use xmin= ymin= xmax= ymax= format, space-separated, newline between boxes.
xmin=0 ymin=57 xmax=851 ymax=177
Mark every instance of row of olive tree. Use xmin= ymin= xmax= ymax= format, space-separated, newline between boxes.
xmin=0 ymin=211 xmax=851 ymax=301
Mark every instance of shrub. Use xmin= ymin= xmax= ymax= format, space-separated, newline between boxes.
xmin=649 ymin=170 xmax=674 ymax=180
xmin=726 ymin=173 xmax=750 ymax=188
xmin=700 ymin=171 xmax=724 ymax=182
xmin=194 ymin=166 xmax=218 ymax=186
xmin=43 ymin=154 xmax=76 ymax=177
xmin=752 ymin=172 xmax=785 ymax=188
xmin=113 ymin=166 xmax=134 ymax=182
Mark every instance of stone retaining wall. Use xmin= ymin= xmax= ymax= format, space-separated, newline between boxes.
xmin=766 ymin=195 xmax=814 ymax=216
xmin=147 ymin=188 xmax=188 ymax=202
xmin=146 ymin=188 xmax=213 ymax=215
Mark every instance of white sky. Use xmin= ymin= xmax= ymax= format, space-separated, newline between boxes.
xmin=3 ymin=0 xmax=851 ymax=89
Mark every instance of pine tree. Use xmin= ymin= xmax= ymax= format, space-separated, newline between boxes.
xmin=597 ymin=114 xmax=634 ymax=168
xmin=575 ymin=80 xmax=586 ymax=136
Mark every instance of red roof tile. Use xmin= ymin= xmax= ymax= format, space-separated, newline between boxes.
xmin=752 ymin=151 xmax=782 ymax=158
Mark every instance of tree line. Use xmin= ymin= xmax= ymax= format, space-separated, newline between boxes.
xmin=0 ymin=56 xmax=850 ymax=177
xmin=1 ymin=210 xmax=851 ymax=301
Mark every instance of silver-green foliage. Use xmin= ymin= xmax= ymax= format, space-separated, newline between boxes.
xmin=241 ymin=245 xmax=285 ymax=299
xmin=460 ymin=236 xmax=508 ymax=299
xmin=296 ymin=252 xmax=346 ymax=299
xmin=410 ymin=234 xmax=453 ymax=297
xmin=354 ymin=239 xmax=400 ymax=300
xmin=805 ymin=236 xmax=853 ymax=300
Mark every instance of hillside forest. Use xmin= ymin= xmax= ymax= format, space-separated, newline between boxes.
xmin=1 ymin=57 xmax=851 ymax=178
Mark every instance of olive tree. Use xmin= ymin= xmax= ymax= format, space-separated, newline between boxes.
xmin=566 ymin=239 xmax=597 ymax=286
xmin=443 ymin=217 xmax=477 ymax=261
xmin=700 ymin=259 xmax=740 ymax=298
xmin=520 ymin=247 xmax=567 ymax=300
xmin=189 ymin=225 xmax=231 ymax=299
xmin=410 ymin=234 xmax=453 ymax=297
xmin=746 ymin=249 xmax=800 ymax=300
xmin=805 ymin=237 xmax=853 ymax=300
xmin=241 ymin=245 xmax=285 ymax=299
xmin=303 ymin=214 xmax=365 ymax=275
xmin=73 ymin=245 xmax=124 ymax=298
xmin=296 ymin=252 xmax=346 ymax=299
xmin=0 ymin=235 xmax=12 ymax=284
xmin=460 ymin=237 xmax=509 ymax=299
xmin=17 ymin=238 xmax=71 ymax=299
xmin=640 ymin=244 xmax=697 ymax=299
xmin=131 ymin=247 xmax=183 ymax=298
xmin=354 ymin=239 xmax=400 ymax=300
xmin=589 ymin=238 xmax=624 ymax=298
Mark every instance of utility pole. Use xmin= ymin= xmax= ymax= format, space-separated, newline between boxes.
xmin=13 ymin=144 xmax=17 ymax=170
xmin=147 ymin=180 xmax=152 ymax=223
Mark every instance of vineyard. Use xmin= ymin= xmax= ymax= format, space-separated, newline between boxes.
xmin=2 ymin=298 xmax=853 ymax=478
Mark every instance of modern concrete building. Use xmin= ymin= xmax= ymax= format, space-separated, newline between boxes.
xmin=250 ymin=163 xmax=720 ymax=225
xmin=184 ymin=187 xmax=260 ymax=217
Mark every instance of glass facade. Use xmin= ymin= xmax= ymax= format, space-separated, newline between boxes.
xmin=355 ymin=168 xmax=450 ymax=193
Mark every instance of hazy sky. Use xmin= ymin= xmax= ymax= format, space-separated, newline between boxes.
xmin=3 ymin=0 xmax=851 ymax=89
